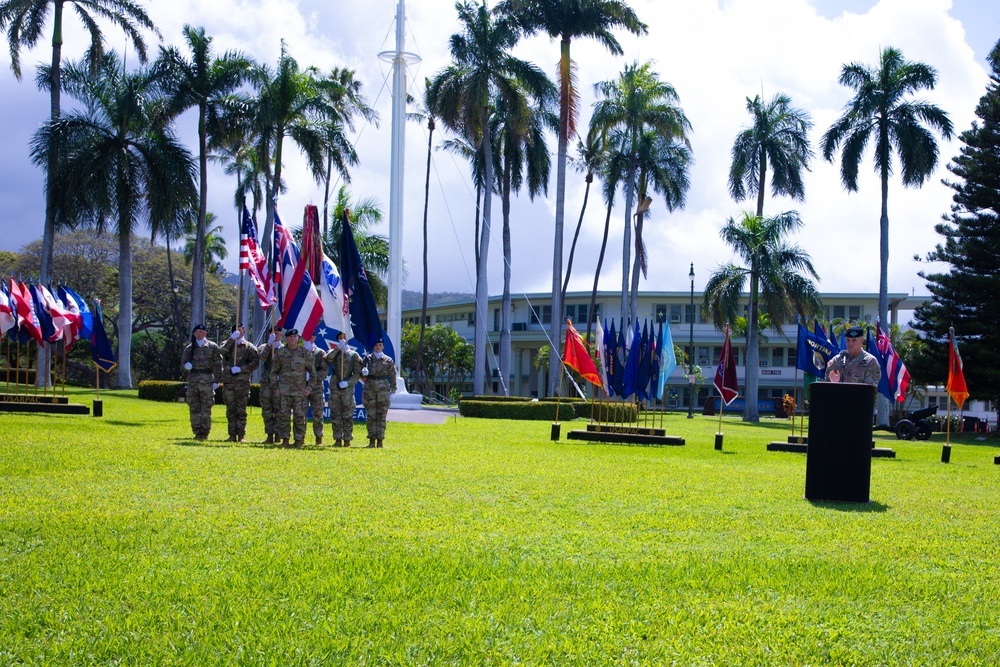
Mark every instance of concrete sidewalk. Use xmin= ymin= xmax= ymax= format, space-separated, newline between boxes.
xmin=386 ymin=407 xmax=459 ymax=425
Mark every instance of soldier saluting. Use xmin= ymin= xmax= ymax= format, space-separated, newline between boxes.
xmin=361 ymin=338 xmax=396 ymax=448
xmin=181 ymin=324 xmax=222 ymax=441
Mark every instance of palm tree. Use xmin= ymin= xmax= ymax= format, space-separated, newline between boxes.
xmin=315 ymin=66 xmax=377 ymax=235
xmin=502 ymin=0 xmax=646 ymax=397
xmin=156 ymin=25 xmax=252 ymax=333
xmin=323 ymin=185 xmax=391 ymax=307
xmin=1 ymin=0 xmax=157 ymax=287
xmin=625 ymin=128 xmax=692 ymax=315
xmin=563 ymin=124 xmax=606 ymax=307
xmin=729 ymin=92 xmax=813 ymax=218
xmin=183 ymin=215 xmax=227 ymax=274
xmin=703 ymin=211 xmax=822 ymax=422
xmin=30 ymin=51 xmax=197 ymax=388
xmin=430 ymin=0 xmax=550 ymax=395
xmin=493 ymin=87 xmax=556 ymax=395
xmin=821 ymin=47 xmax=953 ymax=333
xmin=592 ymin=61 xmax=691 ymax=324
xmin=822 ymin=47 xmax=953 ymax=425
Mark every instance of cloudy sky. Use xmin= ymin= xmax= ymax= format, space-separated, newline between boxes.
xmin=1 ymin=0 xmax=997 ymax=306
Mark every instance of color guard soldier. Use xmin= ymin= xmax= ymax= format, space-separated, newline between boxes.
xmin=361 ymin=338 xmax=396 ymax=448
xmin=304 ymin=334 xmax=332 ymax=445
xmin=257 ymin=326 xmax=282 ymax=444
xmin=272 ymin=328 xmax=315 ymax=447
xmin=181 ymin=323 xmax=221 ymax=440
xmin=327 ymin=330 xmax=363 ymax=447
xmin=220 ymin=325 xmax=260 ymax=442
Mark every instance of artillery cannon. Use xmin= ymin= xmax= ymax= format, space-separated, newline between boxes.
xmin=894 ymin=405 xmax=937 ymax=441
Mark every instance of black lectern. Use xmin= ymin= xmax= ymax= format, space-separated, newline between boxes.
xmin=806 ymin=382 xmax=876 ymax=503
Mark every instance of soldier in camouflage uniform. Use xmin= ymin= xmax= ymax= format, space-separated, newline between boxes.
xmin=327 ymin=330 xmax=363 ymax=447
xmin=257 ymin=326 xmax=283 ymax=444
xmin=220 ymin=325 xmax=260 ymax=442
xmin=361 ymin=339 xmax=397 ymax=448
xmin=827 ymin=326 xmax=882 ymax=387
xmin=181 ymin=324 xmax=222 ymax=440
xmin=304 ymin=334 xmax=332 ymax=445
xmin=272 ymin=328 xmax=315 ymax=447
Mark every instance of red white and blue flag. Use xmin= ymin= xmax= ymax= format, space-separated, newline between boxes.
xmin=875 ymin=321 xmax=910 ymax=403
xmin=38 ymin=284 xmax=73 ymax=343
xmin=0 ymin=280 xmax=15 ymax=335
xmin=273 ymin=209 xmax=323 ymax=339
xmin=240 ymin=205 xmax=275 ymax=308
xmin=11 ymin=280 xmax=43 ymax=344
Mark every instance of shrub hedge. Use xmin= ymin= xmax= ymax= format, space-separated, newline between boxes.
xmin=138 ymin=380 xmax=261 ymax=407
xmin=459 ymin=400 xmax=578 ymax=421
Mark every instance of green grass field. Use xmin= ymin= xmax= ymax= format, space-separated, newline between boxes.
xmin=2 ymin=388 xmax=999 ymax=665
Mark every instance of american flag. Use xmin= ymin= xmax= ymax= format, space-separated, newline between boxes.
xmin=876 ymin=321 xmax=910 ymax=403
xmin=241 ymin=205 xmax=274 ymax=308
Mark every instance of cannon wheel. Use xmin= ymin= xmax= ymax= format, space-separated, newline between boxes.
xmin=895 ymin=419 xmax=915 ymax=440
xmin=915 ymin=420 xmax=933 ymax=441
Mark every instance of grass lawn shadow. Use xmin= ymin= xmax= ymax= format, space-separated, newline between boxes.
xmin=808 ymin=499 xmax=889 ymax=513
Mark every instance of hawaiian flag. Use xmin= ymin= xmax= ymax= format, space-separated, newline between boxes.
xmin=273 ymin=209 xmax=323 ymax=339
xmin=241 ymin=204 xmax=274 ymax=308
xmin=0 ymin=280 xmax=15 ymax=335
xmin=562 ymin=319 xmax=601 ymax=387
xmin=714 ymin=325 xmax=739 ymax=405
xmin=875 ymin=321 xmax=910 ymax=403
xmin=947 ymin=327 xmax=969 ymax=410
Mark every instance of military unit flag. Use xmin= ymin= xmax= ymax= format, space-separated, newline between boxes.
xmin=563 ymin=320 xmax=601 ymax=387
xmin=714 ymin=326 xmax=739 ymax=405
xmin=947 ymin=327 xmax=969 ymax=409
xmin=91 ymin=301 xmax=117 ymax=373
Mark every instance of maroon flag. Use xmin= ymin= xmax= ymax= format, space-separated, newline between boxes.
xmin=714 ymin=326 xmax=738 ymax=405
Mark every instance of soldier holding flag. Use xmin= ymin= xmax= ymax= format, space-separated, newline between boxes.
xmin=327 ymin=330 xmax=363 ymax=447
xmin=257 ymin=326 xmax=282 ymax=444
xmin=304 ymin=333 xmax=332 ymax=446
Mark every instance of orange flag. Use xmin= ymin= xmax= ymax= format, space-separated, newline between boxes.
xmin=947 ymin=327 xmax=969 ymax=409
xmin=563 ymin=319 xmax=602 ymax=387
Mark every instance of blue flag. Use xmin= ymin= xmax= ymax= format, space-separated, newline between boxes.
xmin=635 ymin=321 xmax=651 ymax=401
xmin=649 ymin=321 xmax=662 ymax=401
xmin=622 ymin=320 xmax=641 ymax=400
xmin=91 ymin=301 xmax=117 ymax=373
xmin=657 ymin=320 xmax=677 ymax=400
xmin=605 ymin=319 xmax=618 ymax=398
xmin=338 ymin=211 xmax=386 ymax=355
xmin=59 ymin=285 xmax=93 ymax=341
xmin=796 ymin=322 xmax=836 ymax=378
xmin=28 ymin=284 xmax=55 ymax=343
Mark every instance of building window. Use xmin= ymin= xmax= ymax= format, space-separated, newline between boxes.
xmin=530 ymin=305 xmax=552 ymax=325
xmin=698 ymin=346 xmax=710 ymax=366
xmin=849 ymin=305 xmax=861 ymax=321
xmin=833 ymin=305 xmax=845 ymax=320
xmin=685 ymin=304 xmax=696 ymax=324
xmin=772 ymin=347 xmax=784 ymax=366
xmin=654 ymin=304 xmax=667 ymax=323
xmin=670 ymin=304 xmax=682 ymax=323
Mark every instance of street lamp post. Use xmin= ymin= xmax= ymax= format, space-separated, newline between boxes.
xmin=688 ymin=263 xmax=695 ymax=419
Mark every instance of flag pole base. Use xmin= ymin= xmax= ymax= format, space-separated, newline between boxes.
xmin=715 ymin=433 xmax=723 ymax=450
xmin=941 ymin=445 xmax=951 ymax=463
xmin=93 ymin=399 xmax=103 ymax=418
xmin=550 ymin=423 xmax=561 ymax=441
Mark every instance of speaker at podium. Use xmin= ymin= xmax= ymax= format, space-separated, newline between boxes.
xmin=806 ymin=381 xmax=877 ymax=503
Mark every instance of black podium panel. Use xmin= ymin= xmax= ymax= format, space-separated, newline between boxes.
xmin=806 ymin=382 xmax=876 ymax=503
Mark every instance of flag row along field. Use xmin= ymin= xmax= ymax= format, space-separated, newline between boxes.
xmin=2 ymin=389 xmax=998 ymax=665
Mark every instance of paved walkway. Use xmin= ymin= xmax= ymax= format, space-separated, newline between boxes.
xmin=386 ymin=407 xmax=459 ymax=425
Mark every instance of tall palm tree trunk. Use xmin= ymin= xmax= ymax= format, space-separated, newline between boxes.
xmin=116 ymin=220 xmax=133 ymax=389
xmin=876 ymin=159 xmax=891 ymax=424
xmin=629 ymin=210 xmax=644 ymax=318
xmin=621 ymin=152 xmax=637 ymax=323
xmin=743 ymin=273 xmax=760 ymax=422
xmin=586 ymin=199 xmax=614 ymax=343
xmin=37 ymin=3 xmax=65 ymax=388
xmin=548 ymin=37 xmax=572 ymax=397
xmin=562 ymin=171 xmax=592 ymax=304
xmin=756 ymin=145 xmax=767 ymax=217
xmin=473 ymin=107 xmax=493 ymax=395
xmin=322 ymin=154 xmax=333 ymax=237
xmin=500 ymin=155 xmax=512 ymax=396
xmin=190 ymin=107 xmax=208 ymax=329
xmin=416 ymin=118 xmax=434 ymax=394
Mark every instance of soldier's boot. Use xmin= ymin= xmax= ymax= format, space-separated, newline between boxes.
xmin=226 ymin=435 xmax=237 ymax=442
xmin=377 ymin=439 xmax=384 ymax=448
xmin=316 ymin=436 xmax=323 ymax=446
xmin=262 ymin=434 xmax=274 ymax=444
xmin=293 ymin=439 xmax=304 ymax=448
xmin=344 ymin=439 xmax=351 ymax=448
xmin=195 ymin=434 xmax=207 ymax=441
xmin=281 ymin=438 xmax=290 ymax=447
xmin=237 ymin=433 xmax=245 ymax=443
xmin=366 ymin=438 xmax=376 ymax=448
xmin=334 ymin=439 xmax=342 ymax=448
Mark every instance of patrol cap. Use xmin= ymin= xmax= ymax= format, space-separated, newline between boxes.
xmin=336 ymin=330 xmax=348 ymax=339
xmin=284 ymin=328 xmax=299 ymax=337
xmin=845 ymin=326 xmax=864 ymax=338
xmin=192 ymin=323 xmax=207 ymax=333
